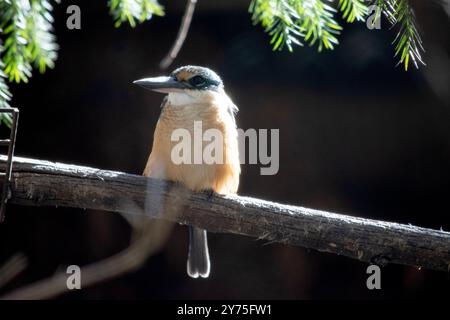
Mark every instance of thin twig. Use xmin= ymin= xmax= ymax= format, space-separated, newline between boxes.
xmin=159 ymin=0 xmax=198 ymax=69
xmin=0 ymin=253 xmax=28 ymax=289
xmin=0 ymin=188 xmax=189 ymax=300
xmin=0 ymin=220 xmax=169 ymax=299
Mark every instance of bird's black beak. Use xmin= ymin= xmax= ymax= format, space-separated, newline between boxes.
xmin=133 ymin=76 xmax=186 ymax=93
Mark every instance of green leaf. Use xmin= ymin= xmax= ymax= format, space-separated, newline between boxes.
xmin=0 ymin=0 xmax=33 ymax=83
xmin=25 ymin=0 xmax=59 ymax=74
xmin=108 ymin=0 xmax=164 ymax=28
xmin=385 ymin=0 xmax=425 ymax=71
xmin=338 ymin=0 xmax=368 ymax=23
xmin=0 ymin=43 xmax=13 ymax=127
xmin=250 ymin=0 xmax=343 ymax=53
xmin=250 ymin=0 xmax=425 ymax=71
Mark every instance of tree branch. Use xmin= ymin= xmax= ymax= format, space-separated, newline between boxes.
xmin=1 ymin=155 xmax=449 ymax=272
xmin=0 ymin=218 xmax=175 ymax=300
xmin=0 ymin=253 xmax=28 ymax=289
xmin=159 ymin=0 xmax=197 ymax=69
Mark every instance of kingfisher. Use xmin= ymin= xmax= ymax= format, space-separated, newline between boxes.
xmin=134 ymin=66 xmax=240 ymax=278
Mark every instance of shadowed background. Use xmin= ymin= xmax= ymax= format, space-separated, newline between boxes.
xmin=0 ymin=0 xmax=449 ymax=299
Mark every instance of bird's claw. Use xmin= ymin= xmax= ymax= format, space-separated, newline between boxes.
xmin=205 ymin=189 xmax=215 ymax=200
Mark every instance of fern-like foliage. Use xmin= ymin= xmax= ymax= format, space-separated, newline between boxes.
xmin=250 ymin=0 xmax=342 ymax=52
xmin=0 ymin=43 xmax=13 ymax=127
xmin=382 ymin=0 xmax=425 ymax=71
xmin=0 ymin=0 xmax=58 ymax=82
xmin=0 ymin=0 xmax=33 ymax=83
xmin=296 ymin=0 xmax=342 ymax=51
xmin=249 ymin=0 xmax=303 ymax=51
xmin=0 ymin=0 xmax=164 ymax=127
xmin=0 ymin=0 xmax=58 ymax=126
xmin=0 ymin=0 xmax=430 ymax=128
xmin=108 ymin=0 xmax=164 ymax=28
xmin=26 ymin=0 xmax=59 ymax=73
xmin=338 ymin=0 xmax=368 ymax=23
xmin=250 ymin=0 xmax=425 ymax=71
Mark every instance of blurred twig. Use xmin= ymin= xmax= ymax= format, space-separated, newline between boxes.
xmin=0 ymin=154 xmax=449 ymax=274
xmin=0 ymin=253 xmax=28 ymax=289
xmin=0 ymin=220 xmax=171 ymax=299
xmin=160 ymin=0 xmax=197 ymax=69
xmin=0 ymin=188 xmax=188 ymax=300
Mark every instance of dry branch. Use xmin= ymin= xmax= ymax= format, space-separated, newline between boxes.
xmin=160 ymin=0 xmax=198 ymax=69
xmin=0 ymin=155 xmax=449 ymax=272
xmin=0 ymin=253 xmax=27 ymax=289
xmin=0 ymin=218 xmax=174 ymax=300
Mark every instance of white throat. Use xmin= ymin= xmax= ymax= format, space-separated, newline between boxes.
xmin=167 ymin=92 xmax=198 ymax=106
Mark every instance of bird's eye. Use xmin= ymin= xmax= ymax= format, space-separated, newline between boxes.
xmin=189 ymin=75 xmax=206 ymax=87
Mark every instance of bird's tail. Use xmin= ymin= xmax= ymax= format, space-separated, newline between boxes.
xmin=187 ymin=226 xmax=210 ymax=278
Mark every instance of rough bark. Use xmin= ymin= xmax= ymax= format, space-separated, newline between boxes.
xmin=1 ymin=155 xmax=449 ymax=272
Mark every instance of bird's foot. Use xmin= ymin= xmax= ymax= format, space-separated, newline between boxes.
xmin=204 ymin=189 xmax=216 ymax=200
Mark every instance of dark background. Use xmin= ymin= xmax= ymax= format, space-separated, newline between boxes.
xmin=0 ymin=0 xmax=449 ymax=299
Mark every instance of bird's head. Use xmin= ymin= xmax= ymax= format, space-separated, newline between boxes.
xmin=133 ymin=65 xmax=225 ymax=105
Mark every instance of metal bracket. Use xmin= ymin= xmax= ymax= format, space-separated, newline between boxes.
xmin=0 ymin=108 xmax=19 ymax=222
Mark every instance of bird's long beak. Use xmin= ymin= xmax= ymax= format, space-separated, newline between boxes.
xmin=133 ymin=76 xmax=186 ymax=93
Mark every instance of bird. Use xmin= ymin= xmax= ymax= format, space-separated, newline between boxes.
xmin=134 ymin=65 xmax=240 ymax=278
